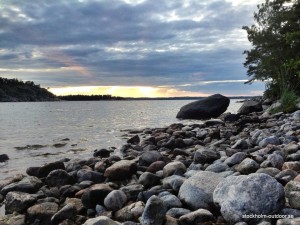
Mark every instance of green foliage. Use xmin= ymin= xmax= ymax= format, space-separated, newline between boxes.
xmin=243 ymin=0 xmax=300 ymax=99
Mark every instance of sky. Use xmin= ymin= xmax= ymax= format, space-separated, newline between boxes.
xmin=0 ymin=0 xmax=266 ymax=97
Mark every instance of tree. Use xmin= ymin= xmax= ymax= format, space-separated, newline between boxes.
xmin=243 ymin=0 xmax=300 ymax=99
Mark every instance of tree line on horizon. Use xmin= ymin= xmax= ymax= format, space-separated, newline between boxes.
xmin=243 ymin=0 xmax=300 ymax=112
xmin=59 ymin=94 xmax=124 ymax=101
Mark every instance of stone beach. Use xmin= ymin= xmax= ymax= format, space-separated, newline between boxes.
xmin=0 ymin=99 xmax=300 ymax=225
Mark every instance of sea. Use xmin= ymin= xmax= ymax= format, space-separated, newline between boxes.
xmin=0 ymin=99 xmax=243 ymax=180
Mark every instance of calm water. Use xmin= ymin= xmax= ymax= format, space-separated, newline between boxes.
xmin=0 ymin=100 xmax=243 ymax=179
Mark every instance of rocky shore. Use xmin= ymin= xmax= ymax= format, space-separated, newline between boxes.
xmin=1 ymin=102 xmax=300 ymax=225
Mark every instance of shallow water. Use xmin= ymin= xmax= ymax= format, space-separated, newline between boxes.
xmin=0 ymin=99 xmax=243 ymax=179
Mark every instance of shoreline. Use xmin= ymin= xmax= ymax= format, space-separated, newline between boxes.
xmin=0 ymin=109 xmax=299 ymax=224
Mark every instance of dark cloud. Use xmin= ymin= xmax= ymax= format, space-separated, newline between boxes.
xmin=0 ymin=0 xmax=264 ymax=95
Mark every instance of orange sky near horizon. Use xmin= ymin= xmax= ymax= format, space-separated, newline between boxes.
xmin=49 ymin=85 xmax=210 ymax=98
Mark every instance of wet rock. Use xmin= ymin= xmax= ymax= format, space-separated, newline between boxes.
xmin=179 ymin=209 xmax=215 ymax=225
xmin=81 ymin=184 xmax=113 ymax=209
xmin=104 ymin=190 xmax=127 ymax=211
xmin=45 ymin=169 xmax=75 ymax=188
xmin=163 ymin=161 xmax=186 ymax=177
xmin=93 ymin=149 xmax=111 ymax=158
xmin=114 ymin=201 xmax=145 ymax=222
xmin=51 ymin=204 xmax=77 ymax=225
xmin=1 ymin=176 xmax=43 ymax=195
xmin=193 ymin=147 xmax=220 ymax=164
xmin=140 ymin=195 xmax=168 ymax=225
xmin=27 ymin=202 xmax=59 ymax=225
xmin=127 ymin=135 xmax=140 ymax=145
xmin=138 ymin=172 xmax=161 ymax=188
xmin=83 ymin=216 xmax=120 ymax=225
xmin=178 ymin=171 xmax=224 ymax=210
xmin=0 ymin=154 xmax=9 ymax=162
xmin=5 ymin=191 xmax=37 ymax=214
xmin=139 ymin=151 xmax=164 ymax=167
xmin=77 ymin=169 xmax=104 ymax=183
xmin=176 ymin=94 xmax=230 ymax=120
xmin=238 ymin=101 xmax=263 ymax=114
xmin=213 ymin=173 xmax=285 ymax=224
xmin=0 ymin=174 xmax=25 ymax=190
xmin=234 ymin=158 xmax=260 ymax=174
xmin=104 ymin=160 xmax=137 ymax=180
xmin=37 ymin=161 xmax=66 ymax=178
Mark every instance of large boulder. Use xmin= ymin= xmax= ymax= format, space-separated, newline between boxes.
xmin=178 ymin=171 xmax=224 ymax=210
xmin=176 ymin=94 xmax=230 ymax=120
xmin=237 ymin=100 xmax=263 ymax=114
xmin=213 ymin=173 xmax=285 ymax=224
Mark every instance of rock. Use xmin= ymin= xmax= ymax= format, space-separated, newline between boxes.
xmin=205 ymin=162 xmax=229 ymax=173
xmin=93 ymin=149 xmax=111 ymax=158
xmin=179 ymin=209 xmax=215 ymax=225
xmin=238 ymin=101 xmax=263 ymax=114
xmin=259 ymin=136 xmax=280 ymax=147
xmin=104 ymin=190 xmax=127 ymax=211
xmin=158 ymin=192 xmax=182 ymax=209
xmin=282 ymin=161 xmax=300 ymax=172
xmin=77 ymin=169 xmax=104 ymax=183
xmin=139 ymin=151 xmax=164 ymax=167
xmin=277 ymin=218 xmax=300 ymax=225
xmin=163 ymin=161 xmax=186 ymax=177
xmin=45 ymin=169 xmax=75 ymax=188
xmin=162 ymin=175 xmax=186 ymax=193
xmin=0 ymin=174 xmax=25 ymax=190
xmin=293 ymin=110 xmax=300 ymax=121
xmin=224 ymin=113 xmax=240 ymax=122
xmin=64 ymin=198 xmax=85 ymax=214
xmin=204 ymin=119 xmax=224 ymax=126
xmin=275 ymin=169 xmax=299 ymax=185
xmin=231 ymin=139 xmax=249 ymax=149
xmin=114 ymin=201 xmax=145 ymax=222
xmin=213 ymin=173 xmax=285 ymax=224
xmin=120 ymin=184 xmax=144 ymax=201
xmin=234 ymin=158 xmax=260 ymax=174
xmin=27 ymin=202 xmax=59 ymax=225
xmin=1 ymin=176 xmax=43 ymax=195
xmin=127 ymin=135 xmax=140 ymax=145
xmin=166 ymin=208 xmax=191 ymax=218
xmin=176 ymin=94 xmax=230 ymax=120
xmin=140 ymin=195 xmax=168 ymax=225
xmin=83 ymin=216 xmax=120 ymax=225
xmin=256 ymin=167 xmax=281 ymax=177
xmin=283 ymin=142 xmax=299 ymax=155
xmin=0 ymin=154 xmax=9 ymax=162
xmin=284 ymin=181 xmax=300 ymax=209
xmin=262 ymin=152 xmax=284 ymax=169
xmin=146 ymin=161 xmax=166 ymax=173
xmin=178 ymin=171 xmax=224 ymax=210
xmin=224 ymin=152 xmax=248 ymax=166
xmin=37 ymin=161 xmax=66 ymax=178
xmin=81 ymin=184 xmax=113 ymax=209
xmin=104 ymin=160 xmax=137 ymax=180
xmin=193 ymin=147 xmax=220 ymax=164
xmin=51 ymin=204 xmax=77 ymax=225
xmin=138 ymin=172 xmax=161 ymax=188
xmin=5 ymin=191 xmax=37 ymax=214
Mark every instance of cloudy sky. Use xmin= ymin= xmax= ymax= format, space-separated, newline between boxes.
xmin=0 ymin=0 xmax=265 ymax=97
